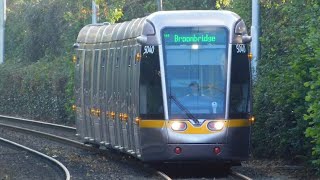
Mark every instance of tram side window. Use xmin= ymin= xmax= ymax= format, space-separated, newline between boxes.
xmin=139 ymin=46 xmax=164 ymax=119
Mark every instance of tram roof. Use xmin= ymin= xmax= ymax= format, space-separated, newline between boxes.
xmin=76 ymin=10 xmax=241 ymax=44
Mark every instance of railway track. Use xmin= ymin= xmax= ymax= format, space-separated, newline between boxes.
xmin=0 ymin=137 xmax=70 ymax=180
xmin=150 ymin=162 xmax=253 ymax=180
xmin=0 ymin=116 xmax=91 ymax=152
xmin=230 ymin=170 xmax=252 ymax=180
xmin=0 ymin=115 xmax=168 ymax=179
xmin=0 ymin=115 xmax=252 ymax=179
xmin=0 ymin=115 xmax=76 ymax=130
xmin=0 ymin=115 xmax=77 ymax=140
xmin=155 ymin=168 xmax=252 ymax=180
xmin=156 ymin=170 xmax=172 ymax=180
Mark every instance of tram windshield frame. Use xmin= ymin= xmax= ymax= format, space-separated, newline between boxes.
xmin=162 ymin=26 xmax=229 ymax=120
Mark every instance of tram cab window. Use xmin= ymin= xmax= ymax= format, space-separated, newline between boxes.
xmin=162 ymin=27 xmax=228 ymax=119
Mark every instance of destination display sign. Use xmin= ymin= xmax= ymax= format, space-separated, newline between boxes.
xmin=163 ymin=27 xmax=227 ymax=45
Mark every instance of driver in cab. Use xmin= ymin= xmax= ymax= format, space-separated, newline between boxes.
xmin=186 ymin=82 xmax=204 ymax=96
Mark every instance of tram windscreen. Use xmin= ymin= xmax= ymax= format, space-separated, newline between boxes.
xmin=162 ymin=27 xmax=228 ymax=119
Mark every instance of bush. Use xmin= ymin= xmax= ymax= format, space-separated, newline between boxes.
xmin=0 ymin=58 xmax=74 ymax=124
xmin=0 ymin=59 xmax=73 ymax=124
xmin=229 ymin=0 xmax=320 ymax=172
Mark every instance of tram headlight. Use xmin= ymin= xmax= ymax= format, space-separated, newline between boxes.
xmin=207 ymin=121 xmax=224 ymax=131
xmin=171 ymin=122 xmax=187 ymax=131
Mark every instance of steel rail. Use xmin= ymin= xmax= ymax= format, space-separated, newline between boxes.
xmin=230 ymin=170 xmax=253 ymax=180
xmin=0 ymin=115 xmax=76 ymax=132
xmin=0 ymin=123 xmax=93 ymax=151
xmin=0 ymin=137 xmax=70 ymax=180
xmin=156 ymin=170 xmax=172 ymax=180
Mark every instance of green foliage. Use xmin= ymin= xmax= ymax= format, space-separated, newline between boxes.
xmin=301 ymin=1 xmax=320 ymax=171
xmin=6 ymin=0 xmax=86 ymax=63
xmin=230 ymin=0 xmax=320 ymax=172
xmin=164 ymin=0 xmax=217 ymax=10
xmin=121 ymin=0 xmax=220 ymax=21
xmin=215 ymin=0 xmax=231 ymax=9
xmin=95 ymin=0 xmax=125 ymax=23
xmin=224 ymin=0 xmax=251 ymax=27
xmin=2 ymin=0 xmax=128 ymax=124
xmin=0 ymin=58 xmax=74 ymax=124
xmin=251 ymin=1 xmax=311 ymax=159
xmin=3 ymin=0 xmax=89 ymax=123
xmin=5 ymin=0 xmax=126 ymax=63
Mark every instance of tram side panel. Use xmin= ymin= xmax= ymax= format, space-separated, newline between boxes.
xmin=83 ymin=49 xmax=94 ymax=142
xmin=226 ymin=44 xmax=251 ymax=160
xmin=89 ymin=49 xmax=97 ymax=142
xmin=114 ymin=43 xmax=122 ymax=149
xmin=127 ymin=41 xmax=139 ymax=155
xmin=126 ymin=41 xmax=135 ymax=153
xmin=120 ymin=41 xmax=130 ymax=151
xmin=118 ymin=42 xmax=126 ymax=150
xmin=108 ymin=42 xmax=117 ymax=147
xmin=133 ymin=44 xmax=142 ymax=157
xmin=138 ymin=45 xmax=168 ymax=161
xmin=99 ymin=48 xmax=109 ymax=145
xmin=105 ymin=44 xmax=113 ymax=146
xmin=75 ymin=49 xmax=86 ymax=138
xmin=92 ymin=49 xmax=102 ymax=143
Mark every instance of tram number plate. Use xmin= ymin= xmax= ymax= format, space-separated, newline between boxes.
xmin=143 ymin=46 xmax=155 ymax=55
xmin=236 ymin=44 xmax=246 ymax=54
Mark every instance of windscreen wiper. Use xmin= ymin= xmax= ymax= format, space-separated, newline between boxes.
xmin=169 ymin=95 xmax=199 ymax=124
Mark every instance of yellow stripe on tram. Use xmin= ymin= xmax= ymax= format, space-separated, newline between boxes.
xmin=139 ymin=120 xmax=165 ymax=128
xmin=140 ymin=119 xmax=250 ymax=129
xmin=227 ymin=119 xmax=251 ymax=127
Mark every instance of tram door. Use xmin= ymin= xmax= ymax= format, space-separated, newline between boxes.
xmin=92 ymin=50 xmax=102 ymax=143
xmin=120 ymin=42 xmax=129 ymax=151
xmin=127 ymin=42 xmax=134 ymax=153
xmin=84 ymin=49 xmax=94 ymax=141
xmin=75 ymin=49 xmax=85 ymax=138
xmin=114 ymin=44 xmax=124 ymax=149
xmin=100 ymin=49 xmax=109 ymax=145
xmin=108 ymin=45 xmax=117 ymax=147
xmin=133 ymin=44 xmax=142 ymax=156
